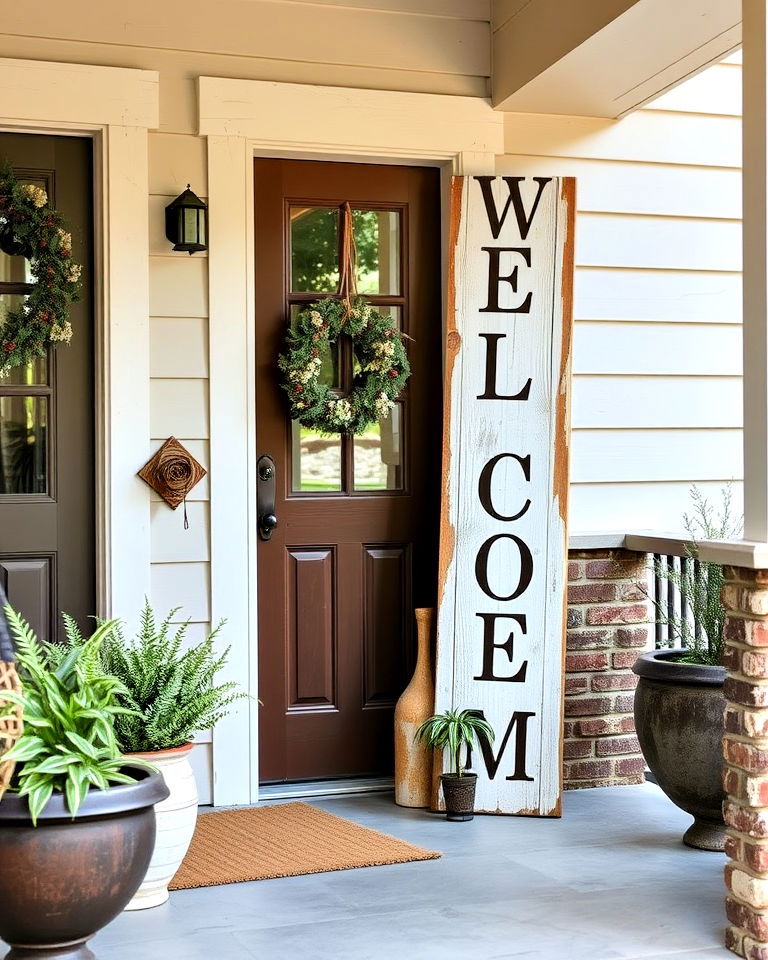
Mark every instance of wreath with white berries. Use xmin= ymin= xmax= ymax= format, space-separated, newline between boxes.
xmin=278 ymin=297 xmax=410 ymax=435
xmin=0 ymin=165 xmax=81 ymax=375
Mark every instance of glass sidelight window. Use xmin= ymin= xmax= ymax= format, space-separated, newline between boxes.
xmin=287 ymin=203 xmax=407 ymax=496
xmin=0 ymin=174 xmax=53 ymax=498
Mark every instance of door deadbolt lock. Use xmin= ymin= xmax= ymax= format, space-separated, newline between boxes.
xmin=257 ymin=455 xmax=278 ymax=540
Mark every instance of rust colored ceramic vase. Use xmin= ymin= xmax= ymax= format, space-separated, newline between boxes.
xmin=0 ymin=764 xmax=169 ymax=960
xmin=394 ymin=607 xmax=435 ymax=808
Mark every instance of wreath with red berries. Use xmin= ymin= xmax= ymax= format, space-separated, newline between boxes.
xmin=278 ymin=297 xmax=410 ymax=435
xmin=0 ymin=165 xmax=81 ymax=375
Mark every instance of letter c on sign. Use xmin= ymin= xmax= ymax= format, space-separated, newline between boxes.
xmin=475 ymin=534 xmax=533 ymax=601
xmin=478 ymin=453 xmax=531 ymax=522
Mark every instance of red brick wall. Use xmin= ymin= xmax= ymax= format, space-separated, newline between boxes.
xmin=564 ymin=549 xmax=649 ymax=789
xmin=722 ymin=567 xmax=768 ymax=960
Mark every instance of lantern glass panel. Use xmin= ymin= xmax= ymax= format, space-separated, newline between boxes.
xmin=183 ymin=208 xmax=198 ymax=244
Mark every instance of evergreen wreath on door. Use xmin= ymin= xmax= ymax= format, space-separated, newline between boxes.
xmin=278 ymin=202 xmax=410 ymax=435
xmin=0 ymin=165 xmax=82 ymax=375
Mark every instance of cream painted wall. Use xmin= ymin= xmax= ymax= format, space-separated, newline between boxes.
xmin=499 ymin=50 xmax=743 ymax=533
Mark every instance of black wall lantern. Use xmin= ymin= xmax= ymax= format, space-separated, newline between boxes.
xmin=165 ymin=185 xmax=207 ymax=254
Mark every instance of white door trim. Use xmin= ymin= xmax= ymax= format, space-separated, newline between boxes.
xmin=0 ymin=57 xmax=159 ymax=627
xmin=202 ymin=77 xmax=503 ymax=805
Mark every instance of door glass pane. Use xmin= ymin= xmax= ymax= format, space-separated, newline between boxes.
xmin=353 ymin=210 xmax=400 ymax=295
xmin=353 ymin=404 xmax=403 ymax=491
xmin=0 ymin=252 xmax=31 ymax=284
xmin=0 ymin=355 xmax=48 ymax=386
xmin=289 ymin=304 xmax=339 ymax=387
xmin=371 ymin=305 xmax=401 ymax=329
xmin=291 ymin=421 xmax=342 ymax=492
xmin=290 ymin=206 xmax=339 ymax=292
xmin=350 ymin=307 xmax=401 ymax=380
xmin=0 ymin=296 xmax=47 ymax=385
xmin=0 ymin=395 xmax=47 ymax=494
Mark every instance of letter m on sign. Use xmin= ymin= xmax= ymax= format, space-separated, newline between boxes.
xmin=433 ymin=176 xmax=575 ymax=816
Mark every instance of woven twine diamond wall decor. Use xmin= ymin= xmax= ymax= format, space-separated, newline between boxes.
xmin=138 ymin=438 xmax=206 ymax=528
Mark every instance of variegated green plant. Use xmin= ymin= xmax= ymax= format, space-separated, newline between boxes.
xmin=1 ymin=607 xmax=137 ymax=824
xmin=415 ymin=709 xmax=495 ymax=778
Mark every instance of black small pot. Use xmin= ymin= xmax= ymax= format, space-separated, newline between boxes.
xmin=440 ymin=773 xmax=477 ymax=821
xmin=633 ymin=649 xmax=725 ymax=851
xmin=0 ymin=764 xmax=169 ymax=960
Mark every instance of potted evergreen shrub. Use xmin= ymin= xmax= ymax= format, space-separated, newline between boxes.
xmin=416 ymin=709 xmax=494 ymax=821
xmin=71 ymin=601 xmax=247 ymax=909
xmin=0 ymin=596 xmax=169 ymax=960
xmin=633 ymin=485 xmax=739 ymax=851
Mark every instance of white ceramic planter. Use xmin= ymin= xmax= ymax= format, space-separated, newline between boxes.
xmin=124 ymin=743 xmax=198 ymax=910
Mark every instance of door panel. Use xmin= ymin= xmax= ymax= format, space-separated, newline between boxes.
xmin=0 ymin=134 xmax=94 ymax=641
xmin=255 ymin=159 xmax=441 ymax=782
xmin=287 ymin=547 xmax=336 ymax=708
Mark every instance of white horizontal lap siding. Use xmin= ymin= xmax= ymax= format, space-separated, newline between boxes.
xmin=499 ymin=53 xmax=743 ymax=533
xmin=571 ymin=481 xmax=744 ymax=533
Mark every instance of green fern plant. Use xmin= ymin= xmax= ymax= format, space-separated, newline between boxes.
xmin=61 ymin=601 xmax=247 ymax=753
xmin=415 ymin=709 xmax=494 ymax=777
xmin=1 ymin=606 xmax=136 ymax=823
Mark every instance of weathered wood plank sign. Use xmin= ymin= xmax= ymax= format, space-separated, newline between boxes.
xmin=434 ymin=175 xmax=575 ymax=816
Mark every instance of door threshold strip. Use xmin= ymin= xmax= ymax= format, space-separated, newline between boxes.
xmin=259 ymin=777 xmax=394 ymax=801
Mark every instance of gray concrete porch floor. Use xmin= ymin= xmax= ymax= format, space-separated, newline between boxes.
xmin=91 ymin=781 xmax=725 ymax=960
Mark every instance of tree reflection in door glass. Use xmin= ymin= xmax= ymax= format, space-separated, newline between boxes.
xmin=291 ymin=421 xmax=342 ymax=492
xmin=290 ymin=206 xmax=340 ymax=292
xmin=353 ymin=405 xmax=402 ymax=491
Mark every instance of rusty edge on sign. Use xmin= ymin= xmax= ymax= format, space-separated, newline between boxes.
xmin=431 ymin=175 xmax=465 ymax=810
xmin=551 ymin=176 xmax=577 ymax=818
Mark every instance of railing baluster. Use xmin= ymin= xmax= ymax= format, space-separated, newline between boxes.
xmin=666 ymin=555 xmax=675 ymax=647
xmin=653 ymin=553 xmax=663 ymax=649
xmin=680 ymin=555 xmax=692 ymax=647
xmin=693 ymin=558 xmax=703 ymax=646
xmin=649 ymin=552 xmax=705 ymax=651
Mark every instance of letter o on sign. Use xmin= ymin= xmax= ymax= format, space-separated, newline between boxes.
xmin=474 ymin=533 xmax=533 ymax=602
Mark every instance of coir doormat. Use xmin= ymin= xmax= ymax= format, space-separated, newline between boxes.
xmin=169 ymin=801 xmax=441 ymax=890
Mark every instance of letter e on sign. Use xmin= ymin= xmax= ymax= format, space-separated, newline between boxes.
xmin=434 ymin=175 xmax=575 ymax=816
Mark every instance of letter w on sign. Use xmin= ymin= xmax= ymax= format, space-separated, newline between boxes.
xmin=434 ymin=175 xmax=575 ymax=816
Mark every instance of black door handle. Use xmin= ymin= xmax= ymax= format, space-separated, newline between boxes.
xmin=257 ymin=455 xmax=278 ymax=540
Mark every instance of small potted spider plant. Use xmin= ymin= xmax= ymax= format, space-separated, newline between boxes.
xmin=415 ymin=708 xmax=494 ymax=821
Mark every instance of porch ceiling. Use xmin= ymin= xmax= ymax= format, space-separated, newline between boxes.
xmin=492 ymin=0 xmax=741 ymax=117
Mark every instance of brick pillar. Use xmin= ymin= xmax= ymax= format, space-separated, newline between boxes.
xmin=723 ymin=568 xmax=768 ymax=960
xmin=564 ymin=549 xmax=649 ymax=789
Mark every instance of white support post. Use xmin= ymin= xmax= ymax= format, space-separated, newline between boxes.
xmin=743 ymin=0 xmax=768 ymax=542
xmin=206 ymin=134 xmax=257 ymax=806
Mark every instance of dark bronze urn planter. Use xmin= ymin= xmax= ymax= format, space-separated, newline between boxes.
xmin=0 ymin=764 xmax=169 ymax=960
xmin=440 ymin=773 xmax=477 ymax=821
xmin=633 ymin=649 xmax=725 ymax=851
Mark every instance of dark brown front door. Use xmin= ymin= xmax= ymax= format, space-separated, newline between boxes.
xmin=0 ymin=134 xmax=94 ymax=642
xmin=255 ymin=159 xmax=442 ymax=782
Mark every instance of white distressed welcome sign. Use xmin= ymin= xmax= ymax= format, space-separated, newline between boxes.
xmin=434 ymin=175 xmax=575 ymax=816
